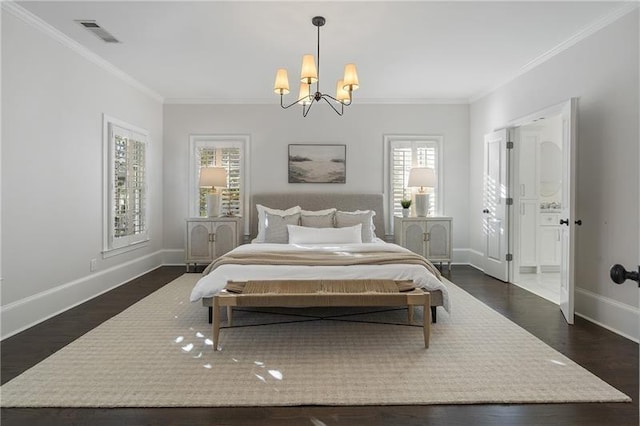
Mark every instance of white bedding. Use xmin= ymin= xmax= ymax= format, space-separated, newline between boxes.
xmin=189 ymin=240 xmax=449 ymax=311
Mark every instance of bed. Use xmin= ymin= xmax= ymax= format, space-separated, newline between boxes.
xmin=190 ymin=193 xmax=449 ymax=323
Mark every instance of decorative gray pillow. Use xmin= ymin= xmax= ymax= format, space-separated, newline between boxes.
xmin=264 ymin=212 xmax=301 ymax=243
xmin=300 ymin=213 xmax=334 ymax=228
xmin=335 ymin=210 xmax=376 ymax=243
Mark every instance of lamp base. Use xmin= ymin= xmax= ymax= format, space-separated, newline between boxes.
xmin=205 ymin=193 xmax=220 ymax=217
xmin=415 ymin=193 xmax=430 ymax=217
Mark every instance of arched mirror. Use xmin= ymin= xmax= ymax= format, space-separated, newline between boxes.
xmin=539 ymin=141 xmax=562 ymax=197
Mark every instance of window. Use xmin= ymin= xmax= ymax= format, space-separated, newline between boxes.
xmin=384 ymin=135 xmax=443 ymax=233
xmin=189 ymin=135 xmax=250 ymax=230
xmin=103 ymin=115 xmax=149 ymax=255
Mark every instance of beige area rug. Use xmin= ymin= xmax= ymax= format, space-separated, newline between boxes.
xmin=0 ymin=274 xmax=630 ymax=407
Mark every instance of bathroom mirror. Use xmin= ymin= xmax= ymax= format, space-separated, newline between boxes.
xmin=539 ymin=141 xmax=562 ymax=197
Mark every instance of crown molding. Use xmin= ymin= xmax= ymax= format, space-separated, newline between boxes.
xmin=468 ymin=2 xmax=639 ymax=104
xmin=163 ymin=97 xmax=469 ymax=105
xmin=2 ymin=2 xmax=164 ymax=103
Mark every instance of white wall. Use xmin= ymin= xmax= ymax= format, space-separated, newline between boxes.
xmin=163 ymin=103 xmax=470 ymax=262
xmin=469 ymin=10 xmax=639 ymax=339
xmin=1 ymin=10 xmax=164 ymax=338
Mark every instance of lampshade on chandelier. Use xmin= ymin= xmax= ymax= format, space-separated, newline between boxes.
xmin=273 ymin=16 xmax=359 ymax=117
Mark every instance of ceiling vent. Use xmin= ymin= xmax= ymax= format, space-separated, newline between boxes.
xmin=75 ymin=20 xmax=120 ymax=43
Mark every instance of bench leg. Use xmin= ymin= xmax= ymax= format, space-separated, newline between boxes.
xmin=407 ymin=306 xmax=414 ymax=324
xmin=212 ymin=297 xmax=220 ymax=351
xmin=423 ymin=294 xmax=431 ymax=348
xmin=227 ymin=306 xmax=233 ymax=326
xmin=431 ymin=306 xmax=437 ymax=323
xmin=208 ymin=306 xmax=212 ymax=324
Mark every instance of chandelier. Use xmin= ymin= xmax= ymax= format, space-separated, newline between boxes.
xmin=273 ymin=16 xmax=359 ymax=117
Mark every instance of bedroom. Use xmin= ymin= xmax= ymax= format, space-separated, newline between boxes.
xmin=1 ymin=1 xmax=638 ymax=424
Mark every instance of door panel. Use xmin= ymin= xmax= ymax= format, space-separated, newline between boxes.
xmin=426 ymin=222 xmax=449 ymax=259
xmin=188 ymin=222 xmax=212 ymax=260
xmin=559 ymin=99 xmax=577 ymax=324
xmin=404 ymin=222 xmax=426 ymax=256
xmin=213 ymin=222 xmax=236 ymax=258
xmin=483 ymin=129 xmax=510 ymax=282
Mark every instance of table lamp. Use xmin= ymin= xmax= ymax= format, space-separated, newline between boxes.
xmin=407 ymin=167 xmax=435 ymax=217
xmin=199 ymin=167 xmax=227 ymax=217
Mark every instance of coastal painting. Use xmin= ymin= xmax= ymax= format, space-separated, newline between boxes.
xmin=288 ymin=144 xmax=346 ymax=183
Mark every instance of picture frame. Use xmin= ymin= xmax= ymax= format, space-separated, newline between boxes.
xmin=288 ymin=144 xmax=346 ymax=183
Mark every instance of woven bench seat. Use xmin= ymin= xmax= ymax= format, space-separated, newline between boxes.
xmin=211 ymin=279 xmax=430 ymax=350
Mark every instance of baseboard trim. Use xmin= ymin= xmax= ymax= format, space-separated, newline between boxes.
xmin=451 ymin=248 xmax=470 ymax=265
xmin=575 ymin=287 xmax=639 ymax=343
xmin=163 ymin=249 xmax=185 ymax=266
xmin=1 ymin=250 xmax=164 ymax=340
xmin=468 ymin=249 xmax=485 ymax=271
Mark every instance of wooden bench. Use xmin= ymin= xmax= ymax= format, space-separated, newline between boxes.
xmin=211 ymin=279 xmax=431 ymax=350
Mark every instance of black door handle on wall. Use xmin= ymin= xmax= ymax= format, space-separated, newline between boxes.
xmin=574 ymin=219 xmax=582 ymax=226
xmin=559 ymin=218 xmax=569 ymax=225
xmin=610 ymin=264 xmax=640 ymax=287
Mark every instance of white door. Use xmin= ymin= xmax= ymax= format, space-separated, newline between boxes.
xmin=559 ymin=99 xmax=577 ymax=324
xmin=483 ymin=129 xmax=511 ymax=282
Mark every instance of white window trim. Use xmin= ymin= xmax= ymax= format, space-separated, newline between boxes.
xmin=102 ymin=114 xmax=150 ymax=257
xmin=188 ymin=134 xmax=251 ymax=236
xmin=383 ymin=134 xmax=444 ymax=235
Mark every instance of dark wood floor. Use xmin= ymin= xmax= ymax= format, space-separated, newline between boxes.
xmin=1 ymin=266 xmax=637 ymax=426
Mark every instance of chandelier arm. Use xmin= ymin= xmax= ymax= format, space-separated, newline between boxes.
xmin=322 ymin=92 xmax=350 ymax=109
xmin=302 ymin=96 xmax=317 ymax=117
xmin=280 ymin=93 xmax=311 ymax=110
xmin=320 ymin=95 xmax=344 ymax=116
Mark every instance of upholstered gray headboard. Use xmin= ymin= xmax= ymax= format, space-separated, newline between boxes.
xmin=250 ymin=193 xmax=385 ymax=240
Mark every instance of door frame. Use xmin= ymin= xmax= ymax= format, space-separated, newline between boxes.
xmin=502 ymin=99 xmax=577 ymax=321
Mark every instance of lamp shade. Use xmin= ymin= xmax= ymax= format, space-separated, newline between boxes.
xmin=298 ymin=83 xmax=312 ymax=105
xmin=342 ymin=63 xmax=359 ymax=91
xmin=300 ymin=54 xmax=318 ymax=84
xmin=335 ymin=79 xmax=350 ymax=103
xmin=407 ymin=167 xmax=435 ymax=191
xmin=199 ymin=167 xmax=227 ymax=188
xmin=273 ymin=68 xmax=290 ymax=94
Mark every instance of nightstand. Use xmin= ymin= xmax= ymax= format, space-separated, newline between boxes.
xmin=185 ymin=216 xmax=243 ymax=272
xmin=394 ymin=216 xmax=452 ymax=272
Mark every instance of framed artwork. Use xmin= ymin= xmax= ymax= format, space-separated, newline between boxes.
xmin=288 ymin=144 xmax=346 ymax=183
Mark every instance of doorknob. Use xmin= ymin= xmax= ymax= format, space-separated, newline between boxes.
xmin=574 ymin=219 xmax=582 ymax=226
xmin=610 ymin=264 xmax=640 ymax=286
xmin=482 ymin=209 xmax=490 ymax=214
xmin=559 ymin=218 xmax=569 ymax=225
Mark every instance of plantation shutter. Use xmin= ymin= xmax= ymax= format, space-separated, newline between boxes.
xmin=109 ymin=124 xmax=148 ymax=249
xmin=196 ymin=146 xmax=242 ymax=217
xmin=390 ymin=141 xmax=438 ymax=219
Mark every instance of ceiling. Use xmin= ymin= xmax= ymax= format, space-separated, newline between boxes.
xmin=15 ymin=1 xmax=632 ymax=103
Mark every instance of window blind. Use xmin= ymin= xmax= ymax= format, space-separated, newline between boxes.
xmin=390 ymin=141 xmax=438 ymax=219
xmin=197 ymin=146 xmax=242 ymax=217
xmin=107 ymin=122 xmax=148 ymax=251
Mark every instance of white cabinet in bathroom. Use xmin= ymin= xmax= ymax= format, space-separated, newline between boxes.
xmin=538 ymin=212 xmax=561 ymax=270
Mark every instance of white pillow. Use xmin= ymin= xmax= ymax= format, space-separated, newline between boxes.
xmin=300 ymin=208 xmax=337 ymax=216
xmin=287 ymin=224 xmax=362 ymax=245
xmin=255 ymin=204 xmax=301 ymax=242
